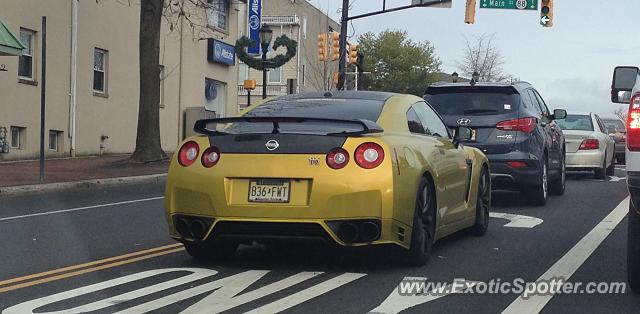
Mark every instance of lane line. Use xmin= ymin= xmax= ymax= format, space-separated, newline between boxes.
xmin=0 ymin=243 xmax=182 ymax=287
xmin=0 ymin=196 xmax=164 ymax=222
xmin=502 ymin=197 xmax=629 ymax=314
xmin=490 ymin=212 xmax=544 ymax=228
xmin=0 ymin=247 xmax=184 ymax=293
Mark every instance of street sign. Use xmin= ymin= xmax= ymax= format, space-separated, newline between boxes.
xmin=247 ymin=0 xmax=262 ymax=55
xmin=480 ymin=0 xmax=537 ymax=10
xmin=540 ymin=15 xmax=550 ymax=25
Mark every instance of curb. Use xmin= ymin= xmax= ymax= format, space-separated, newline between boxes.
xmin=0 ymin=174 xmax=167 ymax=196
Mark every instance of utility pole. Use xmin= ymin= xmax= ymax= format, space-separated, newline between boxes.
xmin=39 ymin=16 xmax=46 ymax=182
xmin=337 ymin=0 xmax=349 ymax=90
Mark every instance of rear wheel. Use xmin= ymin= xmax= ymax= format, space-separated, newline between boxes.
xmin=628 ymin=202 xmax=640 ymax=292
xmin=407 ymin=177 xmax=436 ymax=266
xmin=183 ymin=240 xmax=238 ymax=260
xmin=549 ymin=154 xmax=566 ymax=195
xmin=594 ymin=154 xmax=607 ymax=179
xmin=470 ymin=167 xmax=490 ymax=236
xmin=524 ymin=159 xmax=548 ymax=206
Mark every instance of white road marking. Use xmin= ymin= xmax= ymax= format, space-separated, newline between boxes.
xmin=369 ymin=277 xmax=479 ymax=314
xmin=609 ymin=176 xmax=627 ymax=182
xmin=245 ymin=272 xmax=366 ymax=314
xmin=0 ymin=197 xmax=164 ymax=222
xmin=490 ymin=212 xmax=544 ymax=228
xmin=501 ymin=197 xmax=629 ymax=314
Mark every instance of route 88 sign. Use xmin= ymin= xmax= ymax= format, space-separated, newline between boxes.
xmin=516 ymin=0 xmax=528 ymax=10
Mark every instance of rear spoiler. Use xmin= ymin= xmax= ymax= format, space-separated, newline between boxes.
xmin=193 ymin=117 xmax=384 ymax=137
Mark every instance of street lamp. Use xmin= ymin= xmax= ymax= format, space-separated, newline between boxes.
xmin=258 ymin=26 xmax=273 ymax=99
xmin=451 ymin=71 xmax=459 ymax=83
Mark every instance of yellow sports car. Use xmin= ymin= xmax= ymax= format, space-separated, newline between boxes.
xmin=165 ymin=91 xmax=490 ymax=265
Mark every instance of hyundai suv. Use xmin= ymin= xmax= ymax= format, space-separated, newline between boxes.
xmin=425 ymin=82 xmax=567 ymax=206
xmin=611 ymin=66 xmax=640 ymax=292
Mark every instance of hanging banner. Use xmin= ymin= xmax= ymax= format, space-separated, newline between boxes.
xmin=247 ymin=0 xmax=262 ymax=55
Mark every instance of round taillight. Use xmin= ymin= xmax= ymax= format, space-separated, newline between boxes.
xmin=355 ymin=142 xmax=384 ymax=169
xmin=201 ymin=147 xmax=221 ymax=168
xmin=326 ymin=147 xmax=350 ymax=169
xmin=178 ymin=141 xmax=199 ymax=167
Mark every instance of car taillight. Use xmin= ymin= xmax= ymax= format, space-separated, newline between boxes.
xmin=326 ymin=147 xmax=350 ymax=169
xmin=579 ymin=139 xmax=599 ymax=150
xmin=628 ymin=93 xmax=640 ymax=151
xmin=355 ymin=142 xmax=385 ymax=169
xmin=201 ymin=146 xmax=221 ymax=168
xmin=507 ymin=161 xmax=527 ymax=168
xmin=496 ymin=117 xmax=537 ymax=133
xmin=178 ymin=141 xmax=199 ymax=167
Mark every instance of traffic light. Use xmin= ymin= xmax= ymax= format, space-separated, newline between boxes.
xmin=331 ymin=32 xmax=341 ymax=61
xmin=317 ymin=33 xmax=328 ymax=61
xmin=540 ymin=0 xmax=553 ymax=27
xmin=464 ymin=0 xmax=476 ymax=24
xmin=348 ymin=43 xmax=358 ymax=64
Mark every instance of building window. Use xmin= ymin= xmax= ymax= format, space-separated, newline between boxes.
xmin=10 ymin=126 xmax=25 ymax=149
xmin=18 ymin=29 xmax=35 ymax=80
xmin=268 ymin=67 xmax=281 ymax=84
xmin=238 ymin=63 xmax=248 ymax=83
xmin=93 ymin=48 xmax=107 ymax=94
xmin=205 ymin=78 xmax=227 ymax=116
xmin=206 ymin=0 xmax=229 ymax=31
xmin=159 ymin=65 xmax=165 ymax=108
xmin=49 ymin=130 xmax=62 ymax=151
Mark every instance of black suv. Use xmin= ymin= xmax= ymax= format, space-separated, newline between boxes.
xmin=424 ymin=82 xmax=567 ymax=206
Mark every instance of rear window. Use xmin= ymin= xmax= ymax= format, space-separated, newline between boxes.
xmin=425 ymin=87 xmax=520 ymax=116
xmin=556 ymin=115 xmax=594 ymax=131
xmin=603 ymin=119 xmax=625 ymax=131
xmin=225 ymin=98 xmax=385 ymax=134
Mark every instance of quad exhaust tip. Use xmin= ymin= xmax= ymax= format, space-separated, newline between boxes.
xmin=174 ymin=216 xmax=213 ymax=240
xmin=330 ymin=220 xmax=381 ymax=244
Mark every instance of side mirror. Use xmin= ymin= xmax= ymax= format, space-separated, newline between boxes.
xmin=611 ymin=66 xmax=640 ymax=103
xmin=551 ymin=109 xmax=567 ymax=120
xmin=453 ymin=126 xmax=473 ymax=148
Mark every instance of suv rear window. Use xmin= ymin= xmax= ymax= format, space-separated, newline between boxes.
xmin=424 ymin=86 xmax=520 ymax=116
xmin=226 ymin=98 xmax=385 ymax=134
xmin=555 ymin=115 xmax=594 ymax=131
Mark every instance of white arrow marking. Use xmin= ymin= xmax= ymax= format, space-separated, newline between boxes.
xmin=541 ymin=16 xmax=550 ymax=24
xmin=490 ymin=212 xmax=543 ymax=228
xmin=369 ymin=277 xmax=479 ymax=314
xmin=609 ymin=176 xmax=627 ymax=182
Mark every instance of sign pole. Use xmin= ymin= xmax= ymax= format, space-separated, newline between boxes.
xmin=337 ymin=0 xmax=349 ymax=90
xmin=39 ymin=16 xmax=46 ymax=183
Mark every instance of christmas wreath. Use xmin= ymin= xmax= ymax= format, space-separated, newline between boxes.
xmin=235 ymin=35 xmax=297 ymax=71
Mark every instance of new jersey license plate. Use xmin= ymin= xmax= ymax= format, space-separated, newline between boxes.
xmin=248 ymin=179 xmax=291 ymax=203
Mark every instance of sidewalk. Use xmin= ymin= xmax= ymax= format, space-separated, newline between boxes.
xmin=0 ymin=155 xmax=170 ymax=188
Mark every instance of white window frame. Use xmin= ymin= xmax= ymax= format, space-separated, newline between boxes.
xmin=93 ymin=48 xmax=108 ymax=94
xmin=206 ymin=0 xmax=229 ymax=32
xmin=10 ymin=126 xmax=22 ymax=149
xmin=238 ymin=62 xmax=249 ymax=83
xmin=268 ymin=67 xmax=281 ymax=84
xmin=18 ymin=28 xmax=35 ymax=80
xmin=49 ymin=130 xmax=62 ymax=151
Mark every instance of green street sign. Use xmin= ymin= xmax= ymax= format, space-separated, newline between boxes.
xmin=480 ymin=0 xmax=538 ymax=10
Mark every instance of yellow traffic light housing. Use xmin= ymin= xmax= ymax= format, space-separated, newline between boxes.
xmin=540 ymin=0 xmax=553 ymax=27
xmin=348 ymin=43 xmax=358 ymax=65
xmin=317 ymin=33 xmax=328 ymax=61
xmin=464 ymin=0 xmax=476 ymax=24
xmin=331 ymin=32 xmax=341 ymax=61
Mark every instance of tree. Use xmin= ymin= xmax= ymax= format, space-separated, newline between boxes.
xmin=615 ymin=106 xmax=628 ymax=122
xmin=357 ymin=30 xmax=442 ymax=95
xmin=456 ymin=33 xmax=511 ymax=83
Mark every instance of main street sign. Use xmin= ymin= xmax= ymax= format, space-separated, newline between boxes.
xmin=480 ymin=0 xmax=537 ymax=10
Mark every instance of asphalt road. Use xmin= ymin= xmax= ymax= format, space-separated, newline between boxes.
xmin=0 ymin=166 xmax=638 ymax=313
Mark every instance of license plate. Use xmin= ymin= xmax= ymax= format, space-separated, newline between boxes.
xmin=248 ymin=179 xmax=291 ymax=203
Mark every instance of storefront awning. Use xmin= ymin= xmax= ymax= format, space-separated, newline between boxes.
xmin=0 ymin=17 xmax=25 ymax=56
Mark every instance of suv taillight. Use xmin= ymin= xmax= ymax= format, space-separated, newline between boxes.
xmin=628 ymin=93 xmax=640 ymax=151
xmin=496 ymin=117 xmax=537 ymax=133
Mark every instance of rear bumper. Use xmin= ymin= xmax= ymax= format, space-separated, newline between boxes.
xmin=566 ymin=150 xmax=604 ymax=169
xmin=485 ymin=152 xmax=542 ymax=191
xmin=629 ymin=172 xmax=640 ymax=214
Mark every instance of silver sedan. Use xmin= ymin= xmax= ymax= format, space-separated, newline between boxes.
xmin=555 ymin=112 xmax=616 ymax=179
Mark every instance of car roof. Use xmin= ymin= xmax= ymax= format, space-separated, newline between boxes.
xmin=426 ymin=81 xmax=533 ymax=94
xmin=275 ymin=91 xmax=398 ymax=102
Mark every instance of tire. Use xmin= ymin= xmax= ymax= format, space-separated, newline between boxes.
xmin=524 ymin=158 xmax=548 ymax=206
xmin=470 ymin=166 xmax=490 ymax=236
xmin=549 ymin=154 xmax=566 ymax=196
xmin=618 ymin=154 xmax=626 ymax=165
xmin=628 ymin=201 xmax=640 ymax=292
xmin=184 ymin=240 xmax=238 ymax=260
xmin=407 ymin=177 xmax=436 ymax=266
xmin=594 ymin=154 xmax=607 ymax=179
xmin=606 ymin=156 xmax=615 ymax=176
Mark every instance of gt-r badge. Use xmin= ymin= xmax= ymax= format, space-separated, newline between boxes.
xmin=265 ymin=140 xmax=280 ymax=151
xmin=457 ymin=118 xmax=471 ymax=126
xmin=308 ymin=157 xmax=320 ymax=166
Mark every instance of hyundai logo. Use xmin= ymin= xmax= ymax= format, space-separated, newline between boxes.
xmin=265 ymin=140 xmax=280 ymax=151
xmin=457 ymin=118 xmax=471 ymax=126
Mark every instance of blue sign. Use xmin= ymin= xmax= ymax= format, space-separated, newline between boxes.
xmin=207 ymin=39 xmax=235 ymax=66
xmin=247 ymin=0 xmax=262 ymax=55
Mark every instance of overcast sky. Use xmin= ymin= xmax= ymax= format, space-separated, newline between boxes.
xmin=306 ymin=0 xmax=640 ymax=118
